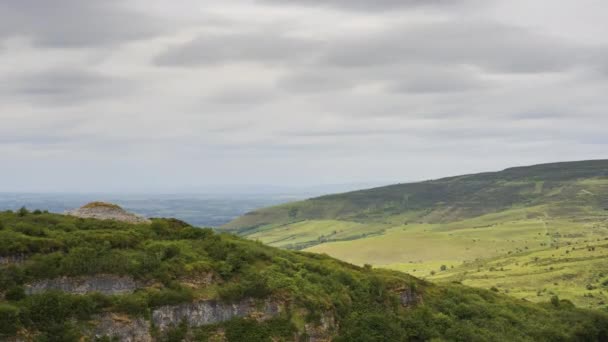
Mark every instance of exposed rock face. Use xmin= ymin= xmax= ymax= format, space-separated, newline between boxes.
xmin=87 ymin=299 xmax=336 ymax=341
xmin=0 ymin=254 xmax=27 ymax=266
xmin=152 ymin=299 xmax=282 ymax=331
xmin=91 ymin=313 xmax=152 ymax=342
xmin=66 ymin=202 xmax=150 ymax=224
xmin=25 ymin=275 xmax=139 ymax=295
xmin=304 ymin=313 xmax=336 ymax=342
xmin=400 ymin=287 xmax=423 ymax=307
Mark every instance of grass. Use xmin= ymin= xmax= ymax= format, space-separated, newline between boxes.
xmin=2 ymin=209 xmax=608 ymax=341
xmin=248 ymin=220 xmax=387 ymax=250
xmin=224 ymin=160 xmax=608 ymax=309
xmin=303 ymin=207 xmax=608 ymax=309
xmin=81 ymin=202 xmax=122 ymax=210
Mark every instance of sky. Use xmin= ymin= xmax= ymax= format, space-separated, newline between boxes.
xmin=1 ymin=0 xmax=607 ymax=193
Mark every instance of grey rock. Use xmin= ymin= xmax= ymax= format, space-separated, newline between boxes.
xmin=400 ymin=287 xmax=422 ymax=307
xmin=91 ymin=313 xmax=152 ymax=342
xmin=152 ymin=299 xmax=282 ymax=331
xmin=0 ymin=254 xmax=27 ymax=266
xmin=25 ymin=275 xmax=139 ymax=295
xmin=304 ymin=312 xmax=336 ymax=342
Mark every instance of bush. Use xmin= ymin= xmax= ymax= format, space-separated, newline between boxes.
xmin=0 ymin=304 xmax=19 ymax=336
xmin=147 ymin=287 xmax=194 ymax=308
xmin=224 ymin=318 xmax=295 ymax=342
xmin=112 ymin=293 xmax=149 ymax=316
xmin=5 ymin=286 xmax=26 ymax=301
xmin=14 ymin=223 xmax=47 ymax=237
xmin=17 ymin=207 xmax=29 ymax=217
xmin=550 ymin=295 xmax=560 ymax=308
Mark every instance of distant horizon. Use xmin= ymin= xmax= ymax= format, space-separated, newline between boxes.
xmin=2 ymin=157 xmax=606 ymax=194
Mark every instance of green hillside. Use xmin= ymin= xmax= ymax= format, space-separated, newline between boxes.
xmin=2 ymin=210 xmax=608 ymax=341
xmin=222 ymin=160 xmax=608 ymax=308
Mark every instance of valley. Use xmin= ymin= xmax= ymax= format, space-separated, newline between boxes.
xmin=223 ymin=160 xmax=608 ymax=309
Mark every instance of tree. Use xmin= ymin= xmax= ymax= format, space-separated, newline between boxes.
xmin=550 ymin=295 xmax=560 ymax=307
xmin=0 ymin=304 xmax=19 ymax=336
xmin=17 ymin=206 xmax=29 ymax=217
xmin=5 ymin=287 xmax=25 ymax=301
xmin=440 ymin=265 xmax=448 ymax=272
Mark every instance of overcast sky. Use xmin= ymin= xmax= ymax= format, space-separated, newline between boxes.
xmin=1 ymin=0 xmax=607 ymax=193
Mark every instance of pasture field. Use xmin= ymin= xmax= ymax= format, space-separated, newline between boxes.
xmin=305 ymin=208 xmax=608 ymax=308
xmin=225 ymin=160 xmax=608 ymax=308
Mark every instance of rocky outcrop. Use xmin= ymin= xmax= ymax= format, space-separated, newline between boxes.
xmin=25 ymin=275 xmax=139 ymax=295
xmin=66 ymin=202 xmax=150 ymax=224
xmin=91 ymin=313 xmax=152 ymax=342
xmin=152 ymin=299 xmax=282 ymax=331
xmin=86 ymin=299 xmax=337 ymax=341
xmin=399 ymin=287 xmax=423 ymax=307
xmin=0 ymin=254 xmax=27 ymax=266
xmin=304 ymin=313 xmax=336 ymax=342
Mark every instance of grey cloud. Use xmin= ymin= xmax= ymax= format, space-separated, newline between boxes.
xmin=2 ymin=0 xmax=608 ymax=192
xmin=282 ymin=128 xmax=408 ymax=137
xmin=155 ymin=32 xmax=320 ymax=66
xmin=0 ymin=0 xmax=166 ymax=47
xmin=258 ymin=0 xmax=464 ymax=11
xmin=324 ymin=21 xmax=598 ymax=74
xmin=388 ymin=67 xmax=489 ymax=93
xmin=277 ymin=69 xmax=357 ymax=93
xmin=3 ymin=69 xmax=130 ymax=106
xmin=153 ymin=18 xmax=602 ymax=77
xmin=275 ymin=65 xmax=489 ymax=95
xmin=206 ymin=86 xmax=280 ymax=106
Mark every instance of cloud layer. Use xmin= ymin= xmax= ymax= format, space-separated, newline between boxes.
xmin=1 ymin=0 xmax=607 ymax=192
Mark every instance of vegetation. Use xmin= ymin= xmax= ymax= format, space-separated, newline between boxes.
xmin=1 ymin=210 xmax=608 ymax=340
xmin=81 ymin=202 xmax=123 ymax=210
xmin=223 ymin=160 xmax=608 ymax=308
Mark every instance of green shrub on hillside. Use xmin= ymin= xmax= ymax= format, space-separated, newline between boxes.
xmin=0 ymin=211 xmax=607 ymax=341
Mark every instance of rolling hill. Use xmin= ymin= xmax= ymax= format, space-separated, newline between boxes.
xmin=222 ymin=160 xmax=608 ymax=308
xmin=3 ymin=209 xmax=608 ymax=341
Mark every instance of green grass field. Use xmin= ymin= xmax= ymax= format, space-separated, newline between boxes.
xmin=225 ymin=160 xmax=608 ymax=309
xmin=304 ymin=208 xmax=608 ymax=308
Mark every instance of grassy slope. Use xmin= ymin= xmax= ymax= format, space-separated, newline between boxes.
xmin=222 ymin=160 xmax=608 ymax=308
xmin=2 ymin=211 xmax=608 ymax=341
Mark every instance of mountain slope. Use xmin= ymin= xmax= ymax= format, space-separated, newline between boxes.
xmin=224 ymin=160 xmax=608 ymax=235
xmin=2 ymin=210 xmax=608 ymax=341
xmin=222 ymin=160 xmax=608 ymax=308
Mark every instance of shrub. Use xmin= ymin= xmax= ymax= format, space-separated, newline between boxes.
xmin=551 ymin=295 xmax=560 ymax=307
xmin=147 ymin=287 xmax=194 ymax=308
xmin=14 ymin=223 xmax=47 ymax=237
xmin=0 ymin=304 xmax=19 ymax=336
xmin=5 ymin=286 xmax=26 ymax=301
xmin=112 ymin=294 xmax=149 ymax=316
xmin=224 ymin=318 xmax=295 ymax=342
xmin=17 ymin=207 xmax=29 ymax=217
